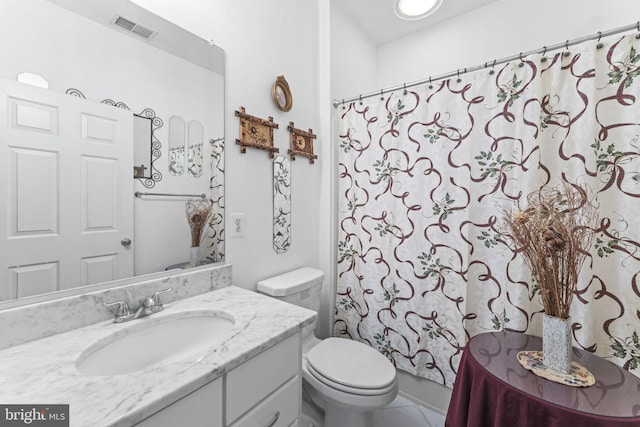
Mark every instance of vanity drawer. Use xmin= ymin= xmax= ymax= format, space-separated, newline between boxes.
xmin=229 ymin=375 xmax=299 ymax=427
xmin=135 ymin=377 xmax=223 ymax=427
xmin=226 ymin=333 xmax=300 ymax=423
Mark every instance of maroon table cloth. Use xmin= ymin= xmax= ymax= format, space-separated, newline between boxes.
xmin=445 ymin=331 xmax=640 ymax=427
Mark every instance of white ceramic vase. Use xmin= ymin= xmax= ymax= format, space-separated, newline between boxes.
xmin=542 ymin=314 xmax=572 ymax=373
xmin=189 ymin=246 xmax=200 ymax=267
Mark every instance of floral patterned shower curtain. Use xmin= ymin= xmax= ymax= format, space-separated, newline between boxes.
xmin=334 ymin=32 xmax=640 ymax=387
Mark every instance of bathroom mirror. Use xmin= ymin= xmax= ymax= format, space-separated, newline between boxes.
xmin=273 ymin=156 xmax=291 ymax=253
xmin=0 ymin=0 xmax=225 ymax=307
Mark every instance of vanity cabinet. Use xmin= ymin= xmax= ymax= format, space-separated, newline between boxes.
xmin=227 ymin=333 xmax=300 ymax=426
xmin=135 ymin=332 xmax=301 ymax=427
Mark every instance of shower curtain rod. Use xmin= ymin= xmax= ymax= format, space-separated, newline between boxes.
xmin=332 ymin=21 xmax=640 ymax=108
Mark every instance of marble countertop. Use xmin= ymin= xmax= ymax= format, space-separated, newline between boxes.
xmin=0 ymin=286 xmax=316 ymax=427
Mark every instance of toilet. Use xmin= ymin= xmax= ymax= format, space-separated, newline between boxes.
xmin=257 ymin=267 xmax=398 ymax=427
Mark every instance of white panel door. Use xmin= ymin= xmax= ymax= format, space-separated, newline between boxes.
xmin=0 ymin=79 xmax=134 ymax=301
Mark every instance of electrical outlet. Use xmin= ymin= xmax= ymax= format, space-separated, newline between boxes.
xmin=230 ymin=213 xmax=245 ymax=238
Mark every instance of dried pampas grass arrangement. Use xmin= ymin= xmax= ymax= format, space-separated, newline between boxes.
xmin=185 ymin=198 xmax=212 ymax=247
xmin=503 ymin=184 xmax=598 ymax=319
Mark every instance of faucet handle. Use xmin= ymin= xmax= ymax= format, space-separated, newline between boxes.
xmin=152 ymin=287 xmax=173 ymax=306
xmin=102 ymin=300 xmax=132 ymax=322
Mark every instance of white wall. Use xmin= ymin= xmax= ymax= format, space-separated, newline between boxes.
xmin=132 ymin=0 xmax=323 ymax=292
xmin=330 ymin=4 xmax=379 ymax=102
xmin=378 ymin=0 xmax=640 ymax=88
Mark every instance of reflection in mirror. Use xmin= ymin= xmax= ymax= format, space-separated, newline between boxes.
xmin=132 ymin=108 xmax=162 ymax=187
xmin=0 ymin=80 xmax=135 ymax=299
xmin=208 ymin=137 xmax=225 ymax=263
xmin=0 ymin=0 xmax=225 ymax=308
xmin=66 ymin=89 xmax=165 ymax=187
xmin=188 ymin=120 xmax=204 ymax=178
xmin=273 ymin=156 xmax=291 ymax=253
xmin=134 ymin=114 xmax=153 ymax=178
xmin=17 ymin=72 xmax=49 ymax=89
xmin=169 ymin=116 xmax=186 ymax=176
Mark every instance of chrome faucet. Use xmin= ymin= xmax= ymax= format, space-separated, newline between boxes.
xmin=103 ymin=287 xmax=173 ymax=323
xmin=102 ymin=300 xmax=133 ymax=323
xmin=133 ymin=287 xmax=173 ymax=319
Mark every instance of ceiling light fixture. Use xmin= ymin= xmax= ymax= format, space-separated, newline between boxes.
xmin=394 ymin=0 xmax=444 ymax=21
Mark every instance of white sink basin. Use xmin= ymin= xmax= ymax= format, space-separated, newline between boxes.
xmin=76 ymin=310 xmax=235 ymax=376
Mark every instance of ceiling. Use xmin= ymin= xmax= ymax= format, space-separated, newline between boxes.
xmin=336 ymin=0 xmax=499 ymax=45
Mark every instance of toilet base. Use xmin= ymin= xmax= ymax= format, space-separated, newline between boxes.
xmin=301 ymin=384 xmax=324 ymax=427
xmin=303 ymin=377 xmax=397 ymax=427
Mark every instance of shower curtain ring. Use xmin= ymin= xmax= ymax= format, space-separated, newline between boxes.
xmin=456 ymin=69 xmax=461 ymax=83
xmin=341 ymin=98 xmax=346 ymax=110
xmin=597 ymin=31 xmax=604 ymax=49
xmin=636 ymin=21 xmax=640 ymax=38
xmin=428 ymin=77 xmax=433 ymax=89
xmin=489 ymin=59 xmax=496 ymax=75
xmin=541 ymin=46 xmax=548 ymax=62
xmin=563 ymin=40 xmax=570 ymax=57
xmin=403 ymin=84 xmax=407 ymax=95
xmin=359 ymin=95 xmax=363 ymax=105
xmin=380 ymin=89 xmax=384 ymax=100
xmin=519 ymin=52 xmax=524 ymax=67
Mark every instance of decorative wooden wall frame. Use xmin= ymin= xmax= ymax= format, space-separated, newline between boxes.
xmin=287 ymin=122 xmax=318 ymax=164
xmin=235 ymin=106 xmax=279 ymax=158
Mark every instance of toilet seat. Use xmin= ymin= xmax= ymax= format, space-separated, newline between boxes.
xmin=305 ymin=337 xmax=396 ymax=396
xmin=305 ymin=360 xmax=397 ymax=396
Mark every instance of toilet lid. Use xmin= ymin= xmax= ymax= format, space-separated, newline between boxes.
xmin=306 ymin=337 xmax=396 ymax=390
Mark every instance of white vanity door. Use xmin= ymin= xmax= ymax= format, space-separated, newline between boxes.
xmin=0 ymin=79 xmax=134 ymax=300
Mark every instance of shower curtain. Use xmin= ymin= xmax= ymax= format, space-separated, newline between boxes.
xmin=334 ymin=31 xmax=640 ymax=387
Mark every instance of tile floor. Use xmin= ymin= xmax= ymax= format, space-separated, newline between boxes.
xmin=371 ymin=395 xmax=446 ymax=427
xmin=300 ymin=395 xmax=446 ymax=427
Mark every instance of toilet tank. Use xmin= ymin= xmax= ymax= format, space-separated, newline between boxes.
xmin=257 ymin=267 xmax=324 ymax=313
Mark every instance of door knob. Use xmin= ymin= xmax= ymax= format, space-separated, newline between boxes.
xmin=121 ymin=237 xmax=132 ymax=247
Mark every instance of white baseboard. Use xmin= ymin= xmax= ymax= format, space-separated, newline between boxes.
xmin=396 ymin=371 xmax=452 ymax=416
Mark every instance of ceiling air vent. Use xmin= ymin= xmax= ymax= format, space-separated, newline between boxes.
xmin=111 ymin=15 xmax=156 ymax=40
